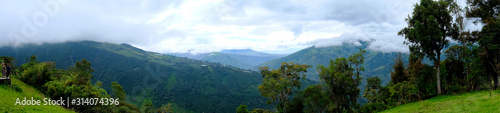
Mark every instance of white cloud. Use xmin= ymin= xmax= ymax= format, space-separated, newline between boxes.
xmin=1 ymin=0 xmax=425 ymax=54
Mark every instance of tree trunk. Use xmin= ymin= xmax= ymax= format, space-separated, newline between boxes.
xmin=437 ymin=56 xmax=442 ymax=95
xmin=494 ymin=74 xmax=499 ymax=90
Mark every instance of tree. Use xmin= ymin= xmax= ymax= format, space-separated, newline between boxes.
xmin=70 ymin=59 xmax=95 ymax=86
xmin=258 ymin=62 xmax=311 ymax=112
xmin=143 ymin=98 xmax=155 ymax=113
xmin=111 ymin=82 xmax=126 ymax=102
xmin=302 ymin=85 xmax=327 ymax=113
xmin=466 ymin=0 xmax=500 ymax=24
xmin=390 ymin=53 xmax=407 ymax=84
xmin=364 ymin=77 xmax=382 ymax=103
xmin=236 ymin=105 xmax=249 ymax=113
xmin=466 ymin=0 xmax=500 ymax=89
xmin=398 ymin=0 xmax=459 ymax=94
xmin=317 ymin=49 xmax=365 ymax=112
xmin=479 ymin=20 xmax=500 ymax=89
xmin=442 ymin=45 xmax=467 ymax=93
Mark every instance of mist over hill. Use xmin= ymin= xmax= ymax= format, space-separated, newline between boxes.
xmin=168 ymin=49 xmax=288 ymax=70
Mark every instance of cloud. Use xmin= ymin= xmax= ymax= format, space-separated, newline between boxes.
xmin=1 ymin=0 xmax=423 ymax=54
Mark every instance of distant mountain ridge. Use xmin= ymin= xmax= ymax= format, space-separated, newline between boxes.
xmin=168 ymin=49 xmax=288 ymax=70
xmin=221 ymin=49 xmax=287 ymax=57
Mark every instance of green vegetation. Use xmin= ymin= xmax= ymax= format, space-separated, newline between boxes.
xmin=0 ymin=78 xmax=73 ymax=113
xmin=0 ymin=41 xmax=273 ymax=112
xmin=258 ymin=62 xmax=311 ymax=112
xmin=382 ymin=90 xmax=500 ymax=113
xmin=257 ymin=42 xmax=408 ymax=85
xmin=247 ymin=0 xmax=500 ymax=112
xmin=249 ymin=49 xmax=366 ymax=112
xmin=11 ymin=55 xmax=141 ymax=112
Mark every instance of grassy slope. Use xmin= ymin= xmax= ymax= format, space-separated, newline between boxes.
xmin=0 ymin=78 xmax=74 ymax=112
xmin=382 ymin=90 xmax=500 ymax=113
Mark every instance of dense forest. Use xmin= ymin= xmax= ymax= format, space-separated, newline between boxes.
xmin=239 ymin=0 xmax=500 ymax=112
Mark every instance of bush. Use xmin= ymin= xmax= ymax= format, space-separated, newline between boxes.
xmin=117 ymin=106 xmax=131 ymax=113
xmin=236 ymin=105 xmax=249 ymax=113
xmin=359 ymin=102 xmax=387 ymax=113
xmin=20 ymin=62 xmax=54 ymax=90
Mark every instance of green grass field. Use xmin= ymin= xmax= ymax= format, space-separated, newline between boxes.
xmin=0 ymin=78 xmax=74 ymax=112
xmin=382 ymin=90 xmax=500 ymax=113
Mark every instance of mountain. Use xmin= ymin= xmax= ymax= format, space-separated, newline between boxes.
xmin=0 ymin=41 xmax=270 ymax=113
xmin=168 ymin=49 xmax=287 ymax=70
xmin=257 ymin=42 xmax=410 ymax=85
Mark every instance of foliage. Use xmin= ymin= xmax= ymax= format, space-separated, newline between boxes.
xmin=258 ymin=62 xmax=311 ymax=112
xmin=302 ymin=85 xmax=328 ymax=113
xmin=415 ymin=64 xmax=437 ymax=100
xmin=250 ymin=108 xmax=273 ymax=113
xmin=19 ymin=55 xmax=54 ymax=90
xmin=8 ymin=55 xmax=140 ymax=112
xmin=157 ymin=103 xmax=173 ymax=113
xmin=237 ymin=105 xmax=250 ymax=113
xmin=0 ymin=41 xmax=273 ymax=113
xmin=466 ymin=0 xmax=500 ymax=24
xmin=478 ymin=19 xmax=500 ymax=89
xmin=143 ymin=98 xmax=155 ymax=113
xmin=390 ymin=53 xmax=407 ymax=85
xmin=317 ymin=49 xmax=365 ymax=112
xmin=111 ymin=82 xmax=127 ymax=102
xmin=358 ymin=102 xmax=387 ymax=113
xmin=284 ymin=93 xmax=305 ymax=113
xmin=399 ymin=0 xmax=459 ymax=94
xmin=364 ymin=77 xmax=382 ymax=103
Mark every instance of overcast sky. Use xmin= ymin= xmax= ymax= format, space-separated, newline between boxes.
xmin=2 ymin=0 xmax=474 ymax=54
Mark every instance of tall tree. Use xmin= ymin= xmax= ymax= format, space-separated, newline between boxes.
xmin=302 ymin=85 xmax=327 ymax=113
xmin=478 ymin=20 xmax=500 ymax=89
xmin=364 ymin=77 xmax=382 ymax=103
xmin=398 ymin=0 xmax=459 ymax=94
xmin=466 ymin=0 xmax=500 ymax=89
xmin=258 ymin=62 xmax=311 ymax=112
xmin=390 ymin=53 xmax=407 ymax=84
xmin=317 ymin=49 xmax=365 ymax=112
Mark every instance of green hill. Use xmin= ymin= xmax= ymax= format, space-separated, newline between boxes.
xmin=0 ymin=41 xmax=271 ymax=112
xmin=382 ymin=90 xmax=500 ymax=113
xmin=0 ymin=78 xmax=74 ymax=112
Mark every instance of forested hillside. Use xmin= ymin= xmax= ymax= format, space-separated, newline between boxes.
xmin=257 ymin=42 xmax=409 ymax=85
xmin=0 ymin=41 xmax=271 ymax=112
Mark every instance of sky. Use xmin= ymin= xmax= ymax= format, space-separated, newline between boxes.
xmin=0 ymin=0 xmax=477 ymax=54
